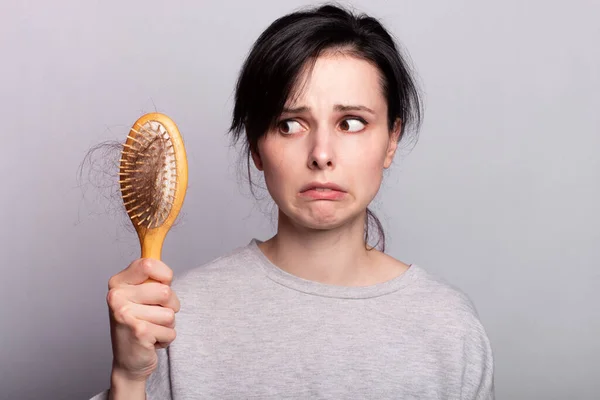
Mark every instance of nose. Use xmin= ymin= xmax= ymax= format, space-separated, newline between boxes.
xmin=307 ymin=126 xmax=335 ymax=170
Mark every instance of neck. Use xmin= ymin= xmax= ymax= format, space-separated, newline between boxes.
xmin=259 ymin=209 xmax=381 ymax=286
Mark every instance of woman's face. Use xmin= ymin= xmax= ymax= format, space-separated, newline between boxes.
xmin=253 ymin=53 xmax=400 ymax=231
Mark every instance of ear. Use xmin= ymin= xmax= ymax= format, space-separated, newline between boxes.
xmin=251 ymin=147 xmax=264 ymax=171
xmin=383 ymin=118 xmax=402 ymax=169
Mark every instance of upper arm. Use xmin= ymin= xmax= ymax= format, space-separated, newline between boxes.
xmin=459 ymin=303 xmax=495 ymax=400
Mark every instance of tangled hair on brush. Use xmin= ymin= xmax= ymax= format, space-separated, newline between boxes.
xmin=77 ymin=139 xmax=134 ymax=231
xmin=77 ymin=133 xmax=183 ymax=237
xmin=120 ymin=135 xmax=170 ymax=231
xmin=229 ymin=3 xmax=423 ymax=251
xmin=119 ymin=119 xmax=178 ymax=232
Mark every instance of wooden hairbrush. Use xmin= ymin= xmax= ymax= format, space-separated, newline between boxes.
xmin=119 ymin=112 xmax=188 ymax=280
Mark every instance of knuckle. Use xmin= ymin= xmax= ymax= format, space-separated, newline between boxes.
xmin=132 ymin=321 xmax=148 ymax=341
xmin=164 ymin=309 xmax=176 ymax=326
xmin=160 ymin=285 xmax=171 ymax=301
xmin=140 ymin=259 xmax=153 ymax=275
xmin=106 ymin=288 xmax=120 ymax=308
xmin=107 ymin=274 xmax=120 ymax=290
xmin=114 ymin=303 xmax=131 ymax=325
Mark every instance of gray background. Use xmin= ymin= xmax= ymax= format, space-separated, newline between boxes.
xmin=1 ymin=0 xmax=598 ymax=399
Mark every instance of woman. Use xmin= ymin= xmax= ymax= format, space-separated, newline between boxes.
xmin=93 ymin=4 xmax=494 ymax=399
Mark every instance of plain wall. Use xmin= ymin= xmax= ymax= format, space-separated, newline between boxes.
xmin=1 ymin=0 xmax=598 ymax=399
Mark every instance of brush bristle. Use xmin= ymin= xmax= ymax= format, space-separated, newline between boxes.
xmin=119 ymin=120 xmax=177 ymax=229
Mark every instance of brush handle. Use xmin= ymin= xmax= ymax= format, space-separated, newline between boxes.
xmin=139 ymin=229 xmax=166 ymax=284
xmin=141 ymin=236 xmax=164 ymax=260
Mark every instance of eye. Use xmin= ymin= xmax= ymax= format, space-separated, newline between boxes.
xmin=278 ymin=119 xmax=305 ymax=135
xmin=339 ymin=118 xmax=367 ymax=133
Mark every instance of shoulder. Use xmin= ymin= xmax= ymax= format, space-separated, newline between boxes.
xmin=377 ymin=251 xmax=477 ymax=320
xmin=171 ymin=240 xmax=258 ymax=294
xmin=405 ymin=265 xmax=487 ymax=334
xmin=402 ymin=265 xmax=494 ymax=362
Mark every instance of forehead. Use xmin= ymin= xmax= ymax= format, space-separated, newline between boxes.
xmin=287 ymin=54 xmax=386 ymax=109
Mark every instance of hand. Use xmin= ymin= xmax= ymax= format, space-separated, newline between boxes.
xmin=106 ymin=258 xmax=180 ymax=382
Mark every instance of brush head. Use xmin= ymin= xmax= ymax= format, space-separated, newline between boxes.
xmin=119 ymin=114 xmax=184 ymax=232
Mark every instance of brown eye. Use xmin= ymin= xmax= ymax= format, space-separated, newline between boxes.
xmin=340 ymin=118 xmax=366 ymax=132
xmin=278 ymin=120 xmax=303 ymax=135
xmin=278 ymin=121 xmax=290 ymax=134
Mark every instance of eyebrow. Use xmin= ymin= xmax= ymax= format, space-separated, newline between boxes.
xmin=282 ymin=104 xmax=376 ymax=115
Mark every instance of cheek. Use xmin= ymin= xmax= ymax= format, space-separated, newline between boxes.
xmin=343 ymin=140 xmax=387 ymax=195
xmin=259 ymin=139 xmax=295 ymax=196
xmin=363 ymin=159 xmax=385 ymax=195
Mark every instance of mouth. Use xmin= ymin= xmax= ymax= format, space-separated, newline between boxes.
xmin=299 ymin=182 xmax=346 ymax=193
xmin=299 ymin=182 xmax=347 ymax=200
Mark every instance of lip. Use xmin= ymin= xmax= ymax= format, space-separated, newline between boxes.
xmin=300 ymin=182 xmax=347 ymax=193
xmin=299 ymin=181 xmax=347 ymax=201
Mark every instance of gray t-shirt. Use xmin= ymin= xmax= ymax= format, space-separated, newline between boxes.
xmin=91 ymin=239 xmax=494 ymax=399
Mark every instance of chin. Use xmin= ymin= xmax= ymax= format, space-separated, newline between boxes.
xmin=286 ymin=205 xmax=362 ymax=231
xmin=301 ymin=218 xmax=346 ymax=231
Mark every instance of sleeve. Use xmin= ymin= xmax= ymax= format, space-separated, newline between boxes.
xmin=146 ymin=347 xmax=173 ymax=399
xmin=88 ymin=347 xmax=172 ymax=400
xmin=460 ymin=313 xmax=495 ymax=400
xmin=88 ymin=390 xmax=108 ymax=400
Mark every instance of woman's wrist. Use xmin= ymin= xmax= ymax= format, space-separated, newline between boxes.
xmin=109 ymin=368 xmax=147 ymax=400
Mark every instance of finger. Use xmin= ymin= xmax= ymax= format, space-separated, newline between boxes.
xmin=110 ymin=295 xmax=175 ymax=328
xmin=129 ymin=303 xmax=176 ymax=328
xmin=131 ymin=320 xmax=177 ymax=347
xmin=150 ymin=324 xmax=177 ymax=344
xmin=110 ymin=258 xmax=174 ymax=287
xmin=106 ymin=286 xmax=128 ymax=316
xmin=126 ymin=282 xmax=181 ymax=312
